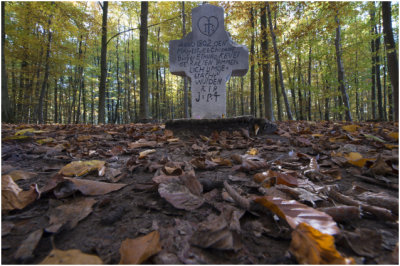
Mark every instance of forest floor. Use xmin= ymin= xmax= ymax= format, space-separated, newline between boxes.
xmin=1 ymin=120 xmax=399 ymax=264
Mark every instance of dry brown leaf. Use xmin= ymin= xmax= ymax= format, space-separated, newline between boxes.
xmin=46 ymin=197 xmax=96 ymax=233
xmin=62 ymin=177 xmax=126 ymax=196
xmin=239 ymin=159 xmax=269 ymax=172
xmin=342 ymin=228 xmax=382 ymax=258
xmin=14 ymin=229 xmax=43 ymax=261
xmin=2 ymin=176 xmax=39 ymax=212
xmin=59 ymin=160 xmax=106 ymax=177
xmin=253 ymin=170 xmax=298 ymax=187
xmin=211 ymin=157 xmax=232 ymax=166
xmin=119 ymin=231 xmax=162 ymax=264
xmin=369 ymin=155 xmax=392 ymax=175
xmin=158 ymin=174 xmax=204 ymax=211
xmin=317 ymin=206 xmax=361 ymax=223
xmin=190 ymin=157 xmax=218 ymax=170
xmin=40 ymin=248 xmax=103 ymax=264
xmin=254 ymin=196 xmax=340 ymax=235
xmin=139 ymin=149 xmax=156 ymax=159
xmin=2 ymin=221 xmax=14 ymax=236
xmin=246 ymin=148 xmax=258 ymax=155
xmin=7 ymin=170 xmax=37 ymax=181
xmin=191 ymin=213 xmax=241 ymax=251
xmin=290 ymin=223 xmax=354 ymax=264
xmin=129 ymin=140 xmax=157 ymax=149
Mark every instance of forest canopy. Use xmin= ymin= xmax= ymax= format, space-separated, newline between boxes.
xmin=1 ymin=1 xmax=399 ymax=124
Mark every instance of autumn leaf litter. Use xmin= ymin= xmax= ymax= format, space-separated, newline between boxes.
xmin=1 ymin=121 xmax=398 ymax=264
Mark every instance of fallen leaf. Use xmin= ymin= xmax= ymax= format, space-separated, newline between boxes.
xmin=36 ymin=138 xmax=55 ymax=145
xmin=246 ymin=148 xmax=258 ymax=155
xmin=254 ymin=196 xmax=340 ymax=235
xmin=59 ymin=177 xmax=126 ymax=197
xmin=40 ymin=248 xmax=103 ymax=264
xmin=59 ymin=160 xmax=106 ymax=177
xmin=342 ymin=228 xmax=382 ymax=258
xmin=253 ymin=170 xmax=298 ymax=187
xmin=111 ymin=146 xmax=124 ymax=156
xmin=238 ymin=158 xmax=269 ymax=172
xmin=6 ymin=170 xmax=37 ymax=181
xmin=167 ymin=138 xmax=180 ymax=143
xmin=341 ymin=124 xmax=359 ymax=132
xmin=128 ymin=140 xmax=157 ymax=149
xmin=46 ymin=197 xmax=96 ymax=233
xmin=2 ymin=176 xmax=39 ymax=212
xmin=14 ymin=229 xmax=43 ymax=261
xmin=363 ymin=133 xmax=385 ymax=143
xmin=139 ymin=149 xmax=156 ymax=159
xmin=2 ymin=221 xmax=14 ymax=236
xmin=211 ymin=157 xmax=232 ymax=167
xmin=369 ymin=155 xmax=393 ymax=175
xmin=191 ymin=213 xmax=241 ymax=251
xmin=190 ymin=157 xmax=218 ymax=170
xmin=290 ymin=222 xmax=354 ymax=264
xmin=355 ymin=191 xmax=398 ymax=215
xmin=384 ymin=144 xmax=398 ymax=149
xmin=14 ymin=128 xmax=35 ymax=136
xmin=344 ymin=152 xmax=375 ymax=167
xmin=388 ymin=131 xmax=398 ymax=140
xmin=158 ymin=174 xmax=204 ymax=211
xmin=317 ymin=206 xmax=361 ymax=223
xmin=119 ymin=231 xmax=162 ymax=264
xmin=77 ymin=135 xmax=92 ymax=141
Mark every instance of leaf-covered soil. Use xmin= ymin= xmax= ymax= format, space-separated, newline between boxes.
xmin=1 ymin=121 xmax=398 ymax=264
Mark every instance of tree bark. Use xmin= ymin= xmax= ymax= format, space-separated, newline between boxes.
xmin=1 ymin=2 xmax=12 ymax=122
xmin=38 ymin=15 xmax=52 ymax=124
xmin=182 ymin=1 xmax=189 ymax=118
xmin=98 ymin=1 xmax=108 ymax=124
xmin=370 ymin=7 xmax=377 ymax=120
xmin=375 ymin=20 xmax=383 ymax=120
xmin=382 ymin=2 xmax=399 ymax=121
xmin=334 ymin=13 xmax=352 ymax=121
xmin=260 ymin=4 xmax=273 ymax=121
xmin=139 ymin=1 xmax=149 ymax=120
xmin=266 ymin=3 xmax=292 ymax=120
xmin=250 ymin=7 xmax=256 ymax=117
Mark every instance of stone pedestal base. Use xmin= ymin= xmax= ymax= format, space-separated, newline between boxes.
xmin=165 ymin=116 xmax=276 ymax=138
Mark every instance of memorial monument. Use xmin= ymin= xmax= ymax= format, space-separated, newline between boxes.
xmin=166 ymin=3 xmax=276 ymax=136
xmin=169 ymin=3 xmax=248 ymax=119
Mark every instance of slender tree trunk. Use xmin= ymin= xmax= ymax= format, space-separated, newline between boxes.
xmin=114 ymin=29 xmax=121 ymax=124
xmin=98 ymin=1 xmax=108 ymax=124
xmin=355 ymin=51 xmax=360 ymax=121
xmin=297 ymin=52 xmax=303 ymax=120
xmin=307 ymin=45 xmax=312 ymax=120
xmin=139 ymin=1 xmax=149 ymax=120
xmin=370 ymin=7 xmax=377 ymax=119
xmin=382 ymin=2 xmax=399 ymax=121
xmin=374 ymin=19 xmax=383 ymax=121
xmin=383 ymin=52 xmax=388 ymax=121
xmin=260 ymin=4 xmax=273 ymax=121
xmin=181 ymin=2 xmax=189 ymax=118
xmin=1 ymin=2 xmax=12 ymax=122
xmin=266 ymin=3 xmax=292 ymax=120
xmin=38 ymin=16 xmax=52 ymax=124
xmin=54 ymin=78 xmax=58 ymax=123
xmin=334 ymin=13 xmax=352 ymax=121
xmin=250 ymin=7 xmax=256 ymax=117
xmin=273 ymin=11 xmax=282 ymax=121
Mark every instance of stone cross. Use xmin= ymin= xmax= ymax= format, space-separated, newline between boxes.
xmin=169 ymin=4 xmax=249 ymax=119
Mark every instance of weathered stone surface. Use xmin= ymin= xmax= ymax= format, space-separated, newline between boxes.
xmin=165 ymin=116 xmax=277 ymax=138
xmin=169 ymin=4 xmax=248 ymax=119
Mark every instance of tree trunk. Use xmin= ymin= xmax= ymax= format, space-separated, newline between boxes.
xmin=250 ymin=7 xmax=256 ymax=117
xmin=114 ymin=28 xmax=121 ymax=124
xmin=307 ymin=45 xmax=312 ymax=121
xmin=375 ymin=21 xmax=383 ymax=120
xmin=260 ymin=4 xmax=273 ymax=121
xmin=1 ymin=2 xmax=12 ymax=123
xmin=98 ymin=1 xmax=108 ymax=124
xmin=38 ymin=15 xmax=52 ymax=124
xmin=54 ymin=78 xmax=58 ymax=123
xmin=139 ymin=1 xmax=149 ymax=120
xmin=334 ymin=13 xmax=352 ymax=121
xmin=266 ymin=3 xmax=292 ymax=120
xmin=181 ymin=2 xmax=189 ymax=118
xmin=382 ymin=2 xmax=399 ymax=121
xmin=370 ymin=7 xmax=377 ymax=120
xmin=297 ymin=52 xmax=303 ymax=120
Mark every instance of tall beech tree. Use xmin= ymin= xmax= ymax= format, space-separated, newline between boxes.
xmin=382 ymin=2 xmax=399 ymax=121
xmin=98 ymin=1 xmax=108 ymax=124
xmin=139 ymin=1 xmax=149 ymax=120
